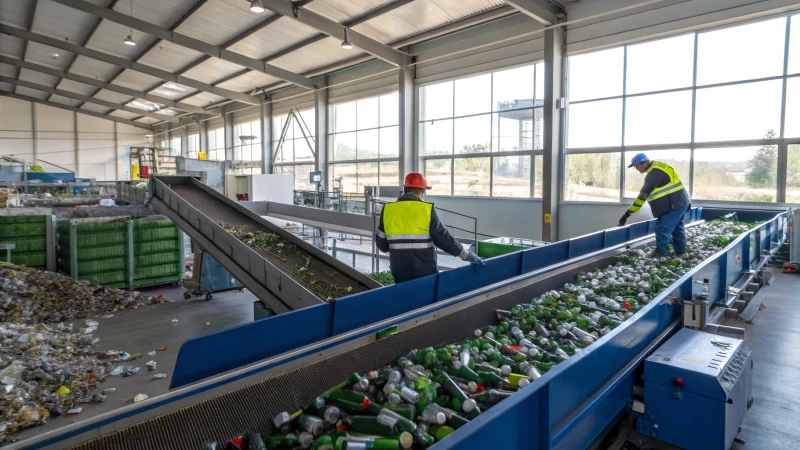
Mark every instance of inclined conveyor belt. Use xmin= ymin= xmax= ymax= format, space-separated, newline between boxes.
xmin=148 ymin=175 xmax=379 ymax=313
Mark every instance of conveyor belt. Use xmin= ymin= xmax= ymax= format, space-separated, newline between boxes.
xmin=148 ymin=176 xmax=378 ymax=313
xmin=69 ymin=251 xmax=614 ymax=450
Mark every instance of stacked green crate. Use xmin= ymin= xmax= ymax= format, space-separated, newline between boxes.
xmin=132 ymin=217 xmax=183 ymax=285
xmin=0 ymin=216 xmax=47 ymax=268
xmin=57 ymin=217 xmax=183 ymax=288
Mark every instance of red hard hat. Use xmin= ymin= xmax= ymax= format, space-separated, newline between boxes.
xmin=403 ymin=172 xmax=430 ymax=189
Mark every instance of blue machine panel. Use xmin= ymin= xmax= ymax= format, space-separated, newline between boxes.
xmin=641 ymin=328 xmax=753 ymax=450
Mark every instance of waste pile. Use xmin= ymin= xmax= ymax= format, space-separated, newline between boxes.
xmin=223 ymin=225 xmax=355 ymax=300
xmin=0 ymin=264 xmax=165 ymax=324
xmin=0 ymin=264 xmax=166 ymax=443
xmin=367 ymin=271 xmax=395 ymax=286
xmin=208 ymin=220 xmax=757 ymax=449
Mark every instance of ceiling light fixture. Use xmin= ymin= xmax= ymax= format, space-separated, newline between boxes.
xmin=124 ymin=0 xmax=136 ymax=45
xmin=341 ymin=28 xmax=352 ymax=50
xmin=250 ymin=0 xmax=265 ymax=13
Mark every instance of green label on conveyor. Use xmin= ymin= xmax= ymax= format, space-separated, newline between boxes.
xmin=377 ymin=325 xmax=398 ymax=340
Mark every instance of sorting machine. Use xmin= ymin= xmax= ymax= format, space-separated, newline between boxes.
xmin=10 ymin=206 xmax=787 ymax=450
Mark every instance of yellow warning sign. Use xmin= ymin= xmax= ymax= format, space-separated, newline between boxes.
xmin=544 ymin=213 xmax=551 ymax=224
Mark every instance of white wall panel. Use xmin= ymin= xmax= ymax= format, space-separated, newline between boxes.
xmin=0 ymin=97 xmax=34 ymax=160
xmin=271 ymin=86 xmax=314 ymax=116
xmin=35 ymin=104 xmax=76 ymax=172
xmin=427 ymin=196 xmax=543 ymax=240
xmin=77 ymin=114 xmax=116 ymax=180
xmin=328 ymin=60 xmax=399 ymax=104
xmin=117 ymin=123 xmax=150 ymax=181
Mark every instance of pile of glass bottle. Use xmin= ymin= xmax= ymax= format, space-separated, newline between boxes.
xmin=212 ymin=219 xmax=757 ymax=450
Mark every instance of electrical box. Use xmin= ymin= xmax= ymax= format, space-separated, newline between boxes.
xmin=637 ymin=328 xmax=753 ymax=450
xmin=309 ymin=171 xmax=323 ymax=184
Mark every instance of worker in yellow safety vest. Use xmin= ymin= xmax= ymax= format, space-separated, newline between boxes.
xmin=619 ymin=153 xmax=691 ymax=260
xmin=376 ymin=173 xmax=486 ymax=283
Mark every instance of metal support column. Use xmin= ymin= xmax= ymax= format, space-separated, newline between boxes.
xmin=314 ymin=77 xmax=328 ymax=180
xmin=399 ymin=61 xmax=415 ymax=179
xmin=126 ymin=219 xmax=134 ymax=289
xmin=180 ymin=125 xmax=189 ymax=158
xmin=31 ymin=103 xmax=37 ymax=164
xmin=260 ymin=101 xmax=273 ymax=174
xmin=73 ymin=111 xmax=80 ymax=177
xmin=69 ymin=220 xmax=78 ymax=280
xmin=224 ymin=110 xmax=235 ymax=161
xmin=114 ymin=122 xmax=120 ymax=179
xmin=199 ymin=120 xmax=209 ymax=155
xmin=45 ymin=214 xmax=56 ymax=272
xmin=542 ymin=25 xmax=565 ymax=242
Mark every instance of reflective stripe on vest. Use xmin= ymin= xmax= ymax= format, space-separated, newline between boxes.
xmin=382 ymin=201 xmax=433 ymax=250
xmin=646 ymin=161 xmax=684 ymax=202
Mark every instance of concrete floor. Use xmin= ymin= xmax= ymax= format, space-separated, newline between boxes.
xmin=725 ymin=271 xmax=800 ymax=450
xmin=10 ymin=283 xmax=256 ymax=444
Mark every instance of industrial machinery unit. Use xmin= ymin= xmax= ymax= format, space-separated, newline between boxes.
xmin=635 ymin=328 xmax=753 ymax=450
xmin=8 ymin=206 xmax=785 ymax=450
xmin=147 ymin=175 xmax=380 ymax=314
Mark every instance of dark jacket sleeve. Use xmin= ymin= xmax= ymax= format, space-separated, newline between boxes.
xmin=429 ymin=208 xmax=464 ymax=257
xmin=375 ymin=208 xmax=389 ymax=253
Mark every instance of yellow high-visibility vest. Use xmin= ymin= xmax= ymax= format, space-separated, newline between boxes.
xmin=646 ymin=161 xmax=684 ymax=202
xmin=382 ymin=201 xmax=434 ymax=250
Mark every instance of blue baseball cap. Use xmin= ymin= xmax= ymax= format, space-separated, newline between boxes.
xmin=628 ymin=153 xmax=648 ymax=168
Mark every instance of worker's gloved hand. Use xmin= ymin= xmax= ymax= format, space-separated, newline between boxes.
xmin=618 ymin=211 xmax=632 ymax=227
xmin=466 ymin=252 xmax=486 ymax=268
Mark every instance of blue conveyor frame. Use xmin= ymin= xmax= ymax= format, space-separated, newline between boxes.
xmin=15 ymin=207 xmax=787 ymax=450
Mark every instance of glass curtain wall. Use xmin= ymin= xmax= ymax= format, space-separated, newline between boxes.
xmin=207 ymin=127 xmax=225 ymax=161
xmin=272 ymin=109 xmax=315 ymax=191
xmin=186 ymin=133 xmax=199 ymax=159
xmin=419 ymin=64 xmax=544 ymax=198
xmin=565 ymin=15 xmax=800 ymax=204
xmin=233 ymin=120 xmax=261 ymax=161
xmin=328 ymin=93 xmax=400 ymax=193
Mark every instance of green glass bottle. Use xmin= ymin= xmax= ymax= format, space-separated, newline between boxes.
xmin=328 ymin=390 xmax=381 ymax=415
xmin=441 ymin=373 xmax=481 ymax=419
xmin=383 ymin=404 xmax=415 ymax=421
xmin=428 ymin=425 xmax=455 ymax=441
xmin=313 ymin=435 xmax=334 ymax=450
xmin=426 ymin=403 xmax=469 ymax=429
xmin=477 ymin=371 xmax=506 ymax=388
xmin=470 ymin=389 xmax=514 ymax=406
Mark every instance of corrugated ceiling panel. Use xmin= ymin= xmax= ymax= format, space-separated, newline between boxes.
xmin=112 ymin=0 xmax=200 ymax=29
xmin=112 ymin=69 xmax=163 ymax=91
xmin=14 ymin=86 xmax=49 ymax=100
xmin=175 ymin=0 xmax=270 ymax=46
xmin=79 ymin=102 xmax=111 ymax=113
xmin=19 ymin=67 xmax=60 ymax=87
xmin=0 ymin=63 xmax=17 ymax=77
xmin=0 ymin=82 xmax=14 ymax=91
xmin=108 ymin=110 xmax=140 ymax=119
xmin=304 ymin=0 xmax=393 ymax=24
xmin=86 ymin=21 xmax=159 ymax=61
xmin=135 ymin=117 xmax=157 ymax=124
xmin=226 ymin=17 xmax=320 ymax=60
xmin=56 ymin=79 xmax=98 ymax=96
xmin=94 ymin=89 xmax=134 ymax=104
xmin=151 ymin=82 xmax=199 ymax=99
xmin=136 ymin=41 xmax=205 ymax=73
xmin=48 ymin=94 xmax=78 ymax=105
xmin=270 ymin=37 xmax=354 ymax=74
xmin=32 ymin=0 xmax=98 ymax=43
xmin=0 ymin=34 xmax=25 ymax=58
xmin=356 ymin=0 xmax=505 ymax=43
xmin=180 ymin=91 xmax=226 ymax=107
xmin=69 ymin=55 xmax=120 ymax=81
xmin=215 ymin=71 xmax=278 ymax=93
xmin=1 ymin=0 xmax=34 ymax=28
xmin=181 ymin=58 xmax=245 ymax=84
xmin=24 ymin=41 xmax=75 ymax=70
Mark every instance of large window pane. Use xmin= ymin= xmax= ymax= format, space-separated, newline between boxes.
xmin=785 ymin=78 xmax=800 ymax=138
xmin=787 ymin=144 xmax=800 ymax=203
xmin=535 ymin=63 xmax=545 ymax=102
xmin=380 ymin=93 xmax=399 ymax=127
xmin=626 ymin=34 xmax=694 ymax=94
xmin=624 ymin=91 xmax=692 ymax=145
xmin=357 ymin=129 xmax=379 ymax=159
xmin=379 ymin=126 xmax=399 ymax=158
xmin=455 ymin=74 xmax=491 ymax=116
xmin=492 ymin=156 xmax=530 ymax=198
xmin=454 ymin=115 xmax=491 ymax=154
xmin=493 ymin=110 xmax=534 ymax=152
xmin=568 ymin=47 xmax=624 ymax=101
xmin=425 ymin=159 xmax=451 ymax=195
xmin=697 ymin=18 xmax=786 ymax=85
xmin=565 ymin=153 xmax=621 ymax=202
xmin=275 ymin=139 xmax=293 ymax=163
xmin=273 ymin=115 xmax=288 ymax=139
xmin=300 ymin=109 xmax=315 ymax=136
xmin=380 ymin=161 xmax=399 ymax=187
xmin=171 ymin=136 xmax=181 ymax=154
xmin=454 ymin=157 xmax=490 ymax=196
xmin=790 ymin=16 xmax=800 ymax=75
xmin=421 ymin=81 xmax=453 ymax=120
xmin=333 ymin=101 xmax=357 ymax=132
xmin=357 ymin=97 xmax=380 ymax=130
xmin=357 ymin=162 xmax=379 ymax=191
xmin=623 ymin=150 xmax=691 ymax=198
xmin=534 ymin=155 xmax=543 ymax=198
xmin=694 ymin=146 xmax=777 ymax=202
xmin=294 ymin=137 xmax=314 ymax=162
xmin=331 ymin=132 xmax=356 ymax=160
xmin=493 ymin=65 xmax=534 ymax=111
xmin=331 ymin=163 xmax=358 ymax=193
xmin=294 ymin=165 xmax=313 ymax=191
xmin=695 ymin=80 xmax=782 ymax=142
xmin=420 ymin=119 xmax=453 ymax=155
xmin=567 ymin=99 xmax=623 ymax=148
